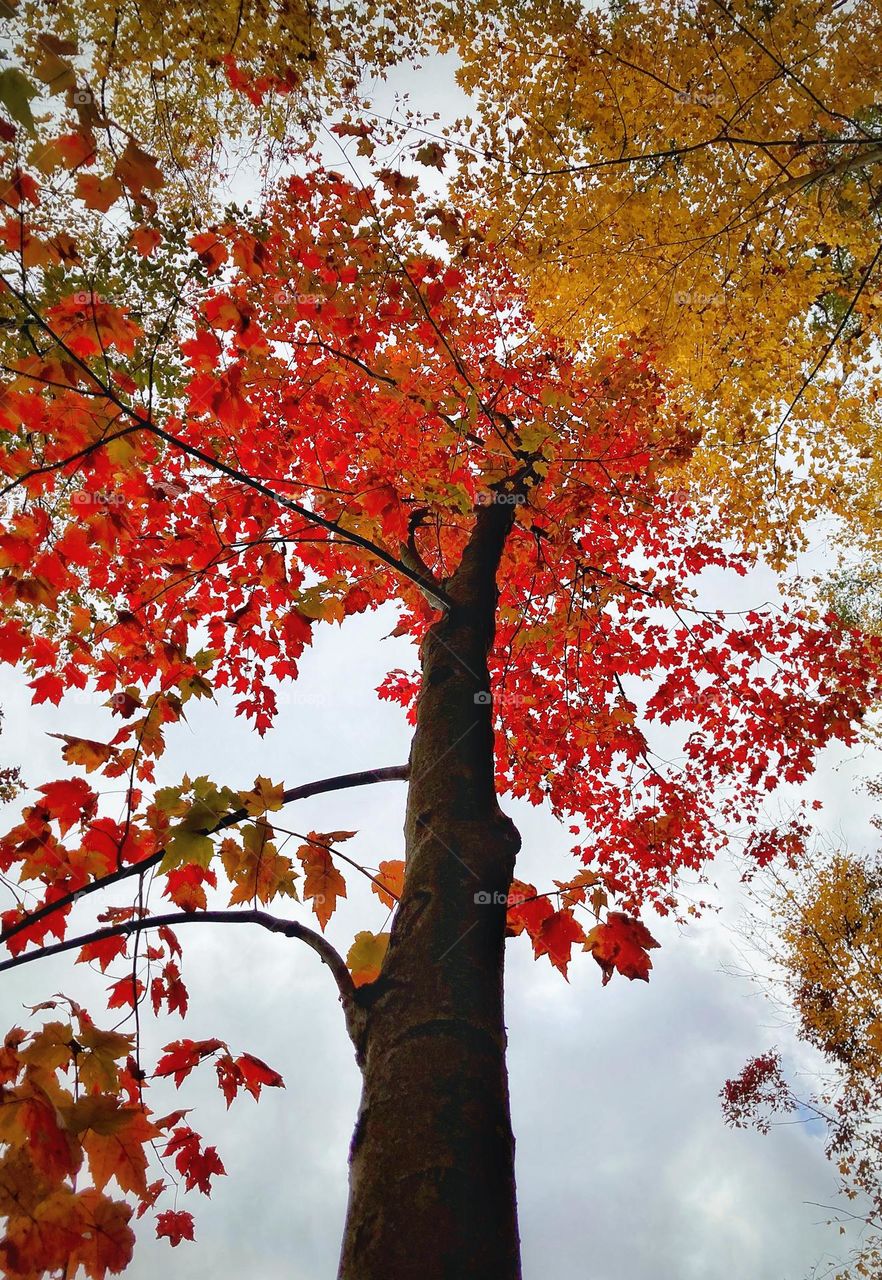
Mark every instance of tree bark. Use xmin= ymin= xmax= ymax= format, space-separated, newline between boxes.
xmin=337 ymin=501 xmax=522 ymax=1280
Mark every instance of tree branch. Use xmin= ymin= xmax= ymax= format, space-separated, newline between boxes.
xmin=0 ymin=909 xmax=367 ymax=1048
xmin=1 ymin=764 xmax=410 ymax=949
xmin=0 ymin=274 xmax=453 ymax=611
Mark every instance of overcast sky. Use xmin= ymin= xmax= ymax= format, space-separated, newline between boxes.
xmin=2 ymin=589 xmax=879 ymax=1280
xmin=2 ymin=39 xmax=880 ymax=1280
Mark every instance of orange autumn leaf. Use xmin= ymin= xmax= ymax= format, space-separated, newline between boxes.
xmin=128 ymin=226 xmax=162 ymax=257
xmin=295 ymin=834 xmax=349 ymax=930
xmin=75 ymin=173 xmax=123 ymax=212
xmin=82 ymin=1107 xmax=160 ymax=1197
xmin=370 ymin=859 xmax=405 ymax=908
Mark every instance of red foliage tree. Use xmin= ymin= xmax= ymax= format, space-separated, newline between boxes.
xmin=1 ymin=159 xmax=879 ymax=1279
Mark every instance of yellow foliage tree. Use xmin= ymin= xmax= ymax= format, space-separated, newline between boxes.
xmin=434 ymin=0 xmax=882 ymax=555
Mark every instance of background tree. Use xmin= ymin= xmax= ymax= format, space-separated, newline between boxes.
xmin=2 ymin=0 xmax=425 ymax=205
xmin=723 ymin=840 xmax=882 ymax=1279
xmin=1 ymin=129 xmax=881 ymax=1279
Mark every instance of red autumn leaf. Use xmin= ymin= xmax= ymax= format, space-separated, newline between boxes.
xmin=163 ymin=1127 xmax=225 ymax=1195
xmin=28 ymin=672 xmax=65 ymax=705
xmin=71 ymin=1190 xmax=136 ymax=1278
xmin=0 ymin=620 xmax=28 ymax=662
xmin=37 ymin=777 xmax=97 ymax=833
xmin=531 ymin=909 xmax=587 ymax=978
xmin=51 ymin=130 xmax=97 ymax=170
xmin=584 ymin=912 xmax=661 ymax=985
xmin=505 ymin=881 xmax=553 ymax=938
xmin=189 ymin=232 xmax=228 ymax=272
xmin=129 ymin=227 xmax=162 ymax=257
xmin=75 ymin=173 xmax=124 ymax=212
xmin=106 ymin=976 xmax=144 ymax=1010
xmin=235 ymin=1052 xmax=284 ymax=1100
xmin=156 ymin=1209 xmax=195 ymax=1247
xmin=77 ymin=934 xmax=128 ymax=973
xmin=162 ymin=865 xmax=216 ymax=911
xmin=154 ymin=1038 xmax=225 ymax=1086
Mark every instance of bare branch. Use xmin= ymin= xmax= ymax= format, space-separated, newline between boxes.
xmin=0 ymin=909 xmax=366 ymax=1047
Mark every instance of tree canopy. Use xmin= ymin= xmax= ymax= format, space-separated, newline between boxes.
xmin=3 ymin=3 xmax=882 ymax=1277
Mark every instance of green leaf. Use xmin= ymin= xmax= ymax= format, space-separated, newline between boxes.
xmin=0 ymin=68 xmax=38 ymax=135
xmin=160 ymin=828 xmax=214 ymax=873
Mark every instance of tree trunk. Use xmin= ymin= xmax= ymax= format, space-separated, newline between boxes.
xmin=337 ymin=502 xmax=522 ymax=1280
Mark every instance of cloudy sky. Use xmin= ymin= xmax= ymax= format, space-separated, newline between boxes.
xmin=2 ymin=40 xmax=880 ymax=1280
xmin=3 ymin=589 xmax=879 ymax=1280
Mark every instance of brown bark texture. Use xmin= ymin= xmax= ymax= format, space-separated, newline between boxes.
xmin=337 ymin=500 xmax=523 ymax=1280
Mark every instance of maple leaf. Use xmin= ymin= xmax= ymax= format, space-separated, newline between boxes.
xmin=296 ymin=834 xmax=350 ymax=930
xmin=161 ymin=828 xmax=214 ymax=872
xmin=163 ymin=1127 xmax=225 ymax=1195
xmin=238 ymin=775 xmax=285 ymax=815
xmin=82 ymin=1107 xmax=160 ymax=1197
xmin=584 ymin=912 xmax=661 ymax=985
xmin=113 ymin=140 xmax=163 ymax=208
xmin=7 ymin=1088 xmax=81 ymax=1181
xmin=223 ymin=827 xmax=298 ymax=906
xmin=151 ymin=962 xmax=188 ymax=1018
xmin=128 ymin=226 xmax=161 ymax=257
xmin=69 ymin=1190 xmax=135 ymax=1280
xmin=77 ymin=935 xmax=128 ymax=973
xmin=76 ymin=1025 xmax=134 ymax=1093
xmin=155 ymin=1039 xmax=226 ymax=1087
xmin=106 ymin=977 xmax=144 ymax=1010
xmin=49 ymin=130 xmax=97 ymax=170
xmin=37 ymin=777 xmax=97 ymax=834
xmin=505 ymin=881 xmax=553 ymax=939
xmin=156 ymin=1209 xmax=195 ymax=1247
xmin=346 ymin=931 xmax=390 ymax=987
xmin=531 ymin=910 xmax=587 ymax=978
xmin=236 ymin=1052 xmax=284 ymax=1099
xmin=75 ymin=174 xmax=123 ymax=212
xmin=414 ymin=141 xmax=447 ymax=170
xmin=370 ymin=859 xmax=405 ymax=908
xmin=189 ymin=232 xmax=227 ymax=273
xmin=162 ymin=865 xmax=217 ymax=912
xmin=0 ymin=621 xmax=28 ymax=663
xmin=48 ymin=733 xmax=117 ymax=773
xmin=29 ymin=673 xmax=64 ymax=705
xmin=377 ymin=168 xmax=420 ymax=197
